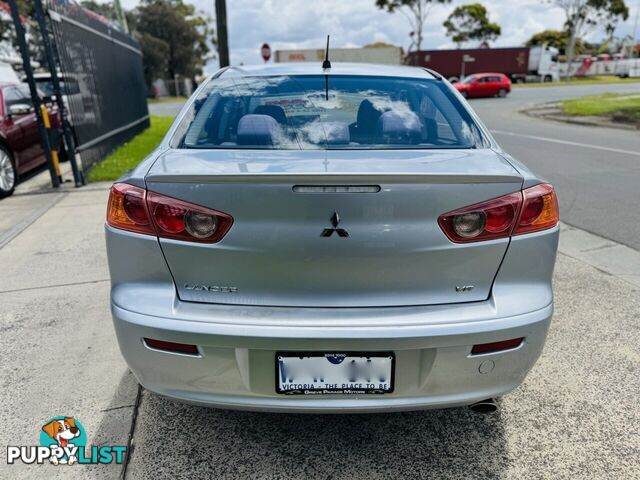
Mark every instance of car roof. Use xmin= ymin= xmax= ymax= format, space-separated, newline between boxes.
xmin=219 ymin=62 xmax=437 ymax=79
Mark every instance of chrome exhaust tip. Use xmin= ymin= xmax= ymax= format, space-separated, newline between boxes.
xmin=469 ymin=398 xmax=498 ymax=413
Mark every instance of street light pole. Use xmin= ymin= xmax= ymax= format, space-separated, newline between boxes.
xmin=215 ymin=0 xmax=230 ymax=68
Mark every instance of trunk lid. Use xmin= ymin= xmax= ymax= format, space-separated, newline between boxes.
xmin=146 ymin=148 xmax=522 ymax=307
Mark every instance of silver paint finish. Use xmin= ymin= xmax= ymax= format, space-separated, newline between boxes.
xmin=106 ymin=63 xmax=559 ymax=411
xmin=105 ymin=223 xmax=557 ymax=411
xmin=146 ymin=149 xmax=523 ymax=307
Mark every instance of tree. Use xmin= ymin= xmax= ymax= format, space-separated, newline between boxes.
xmin=0 ymin=0 xmax=46 ymax=68
xmin=443 ymin=3 xmax=501 ymax=48
xmin=80 ymin=1 xmax=117 ymax=21
xmin=526 ymin=29 xmax=586 ymax=55
xmin=551 ymin=0 xmax=629 ymax=76
xmin=375 ymin=0 xmax=451 ymax=53
xmin=129 ymin=0 xmax=215 ymax=85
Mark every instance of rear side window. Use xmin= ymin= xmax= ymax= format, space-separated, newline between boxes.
xmin=174 ymin=75 xmax=485 ymax=150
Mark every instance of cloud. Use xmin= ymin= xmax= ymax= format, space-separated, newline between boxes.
xmin=118 ymin=0 xmax=639 ymax=73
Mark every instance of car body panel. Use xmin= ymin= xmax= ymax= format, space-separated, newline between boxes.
xmin=106 ymin=63 xmax=558 ymax=411
xmin=147 ymin=148 xmax=523 ymax=307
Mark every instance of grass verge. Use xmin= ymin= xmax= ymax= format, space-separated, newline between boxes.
xmin=147 ymin=96 xmax=187 ymax=104
xmin=561 ymin=93 xmax=640 ymax=126
xmin=512 ymin=75 xmax=640 ymax=88
xmin=88 ymin=116 xmax=174 ymax=182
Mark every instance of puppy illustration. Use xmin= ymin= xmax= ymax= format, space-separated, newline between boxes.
xmin=42 ymin=417 xmax=80 ymax=465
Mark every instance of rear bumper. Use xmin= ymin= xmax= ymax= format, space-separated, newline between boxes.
xmin=111 ymin=298 xmax=552 ymax=413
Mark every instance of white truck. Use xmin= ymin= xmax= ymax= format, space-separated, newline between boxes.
xmin=525 ymin=46 xmax=561 ymax=82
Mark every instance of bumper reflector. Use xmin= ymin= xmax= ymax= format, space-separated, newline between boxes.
xmin=471 ymin=337 xmax=524 ymax=355
xmin=143 ymin=338 xmax=199 ymax=356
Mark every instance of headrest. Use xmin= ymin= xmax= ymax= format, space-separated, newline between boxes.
xmin=356 ymin=99 xmax=383 ymax=130
xmin=254 ymin=105 xmax=287 ymax=124
xmin=237 ymin=114 xmax=281 ymax=146
xmin=376 ymin=111 xmax=421 ymax=144
xmin=322 ymin=122 xmax=350 ymax=145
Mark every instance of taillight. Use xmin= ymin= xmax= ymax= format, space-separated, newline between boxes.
xmin=438 ymin=183 xmax=558 ymax=243
xmin=106 ymin=183 xmax=154 ymax=235
xmin=146 ymin=191 xmax=233 ymax=243
xmin=438 ymin=192 xmax=522 ymax=243
xmin=513 ymin=183 xmax=559 ymax=235
xmin=107 ymin=183 xmax=233 ymax=243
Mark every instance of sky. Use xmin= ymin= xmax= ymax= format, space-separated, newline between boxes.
xmin=118 ymin=0 xmax=640 ymax=73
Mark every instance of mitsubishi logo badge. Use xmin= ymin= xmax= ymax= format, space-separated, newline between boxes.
xmin=321 ymin=212 xmax=349 ymax=238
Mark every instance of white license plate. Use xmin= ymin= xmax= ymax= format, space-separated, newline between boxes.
xmin=276 ymin=352 xmax=395 ymax=395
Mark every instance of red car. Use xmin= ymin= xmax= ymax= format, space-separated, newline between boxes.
xmin=0 ymin=83 xmax=59 ymax=198
xmin=454 ymin=73 xmax=511 ymax=99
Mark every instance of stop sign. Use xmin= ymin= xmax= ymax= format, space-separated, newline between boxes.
xmin=261 ymin=43 xmax=271 ymax=62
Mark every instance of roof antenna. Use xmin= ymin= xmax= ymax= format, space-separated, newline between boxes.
xmin=323 ymin=35 xmax=331 ymax=101
xmin=322 ymin=35 xmax=331 ymax=70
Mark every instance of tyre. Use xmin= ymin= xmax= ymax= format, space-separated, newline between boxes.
xmin=543 ymin=75 xmax=553 ymax=82
xmin=0 ymin=145 xmax=16 ymax=198
xmin=461 ymin=90 xmax=468 ymax=98
xmin=498 ymin=89 xmax=507 ymax=98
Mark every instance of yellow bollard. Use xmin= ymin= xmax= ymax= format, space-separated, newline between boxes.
xmin=40 ymin=104 xmax=62 ymax=182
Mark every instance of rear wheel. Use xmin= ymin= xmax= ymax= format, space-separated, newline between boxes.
xmin=497 ymin=89 xmax=507 ymax=98
xmin=0 ymin=146 xmax=16 ymax=198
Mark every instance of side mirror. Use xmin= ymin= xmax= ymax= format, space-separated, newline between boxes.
xmin=8 ymin=103 xmax=33 ymax=116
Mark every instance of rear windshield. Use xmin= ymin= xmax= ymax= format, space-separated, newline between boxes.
xmin=173 ymin=75 xmax=485 ymax=150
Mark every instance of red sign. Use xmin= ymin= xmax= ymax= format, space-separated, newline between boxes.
xmin=261 ymin=43 xmax=271 ymax=62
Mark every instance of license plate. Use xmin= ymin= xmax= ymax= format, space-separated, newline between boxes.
xmin=276 ymin=352 xmax=395 ymax=395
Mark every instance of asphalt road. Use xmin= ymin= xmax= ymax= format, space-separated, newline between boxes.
xmin=150 ymin=82 xmax=640 ymax=251
xmin=469 ymin=83 xmax=640 ymax=251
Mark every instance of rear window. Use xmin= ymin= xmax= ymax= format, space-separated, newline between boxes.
xmin=173 ymin=75 xmax=485 ymax=150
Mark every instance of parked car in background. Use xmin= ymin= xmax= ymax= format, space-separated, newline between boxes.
xmin=106 ymin=63 xmax=559 ymax=413
xmin=0 ymin=83 xmax=59 ymax=198
xmin=454 ymin=73 xmax=511 ymax=99
xmin=30 ymin=72 xmax=84 ymax=127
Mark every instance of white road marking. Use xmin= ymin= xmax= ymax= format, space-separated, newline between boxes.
xmin=491 ymin=130 xmax=640 ymax=157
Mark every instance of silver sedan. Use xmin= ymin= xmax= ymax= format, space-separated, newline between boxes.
xmin=105 ymin=63 xmax=559 ymax=413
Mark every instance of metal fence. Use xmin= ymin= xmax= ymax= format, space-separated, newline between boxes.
xmin=47 ymin=0 xmax=149 ymax=170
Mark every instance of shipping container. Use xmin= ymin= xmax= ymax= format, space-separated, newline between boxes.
xmin=408 ymin=46 xmax=559 ymax=83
